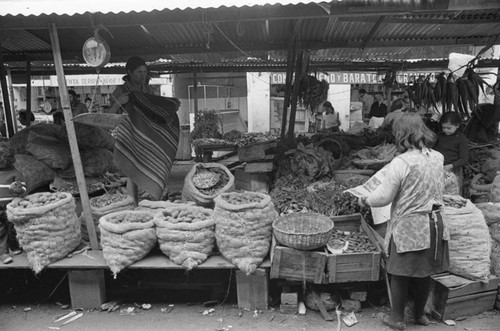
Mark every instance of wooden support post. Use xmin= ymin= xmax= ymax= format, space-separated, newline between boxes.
xmin=0 ymin=46 xmax=15 ymax=138
xmin=193 ymin=71 xmax=199 ymax=118
xmin=236 ymin=269 xmax=269 ymax=310
xmin=68 ymin=270 xmax=106 ymax=309
xmin=287 ymin=50 xmax=304 ymax=139
xmin=49 ymin=23 xmax=99 ymax=250
xmin=25 ymin=57 xmax=32 ymax=127
xmin=5 ymin=67 xmax=17 ymax=133
xmin=387 ymin=86 xmax=392 ymax=111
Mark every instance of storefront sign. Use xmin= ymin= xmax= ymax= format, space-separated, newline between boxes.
xmin=271 ymin=70 xmax=442 ymax=85
xmin=30 ymin=75 xmax=168 ymax=87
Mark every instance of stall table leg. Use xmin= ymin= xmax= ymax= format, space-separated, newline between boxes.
xmin=236 ymin=269 xmax=269 ymax=310
xmin=68 ymin=270 xmax=106 ymax=309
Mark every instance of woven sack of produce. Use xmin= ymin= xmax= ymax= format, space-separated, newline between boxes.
xmin=81 ymin=193 xmax=135 ymax=243
xmin=476 ymin=203 xmax=500 ymax=225
xmin=155 ymin=205 xmax=215 ymax=270
xmin=182 ymin=163 xmax=235 ymax=208
xmin=8 ymin=124 xmax=63 ymax=155
xmin=444 ymin=199 xmax=491 ymax=282
xmin=6 ymin=192 xmax=80 ymax=274
xmin=481 ymin=159 xmax=500 ymax=182
xmin=136 ymin=200 xmax=195 ymax=212
xmin=13 ymin=154 xmax=55 ymax=193
xmin=214 ymin=192 xmax=278 ymax=274
xmin=60 ymin=123 xmax=115 ymax=151
xmin=99 ymin=210 xmax=156 ymax=277
xmin=491 ymin=241 xmax=500 ymax=277
xmin=25 ymin=131 xmax=71 ymax=170
xmin=81 ymin=148 xmax=118 ymax=177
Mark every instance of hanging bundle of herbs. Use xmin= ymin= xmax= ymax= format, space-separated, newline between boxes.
xmin=190 ymin=110 xmax=223 ymax=141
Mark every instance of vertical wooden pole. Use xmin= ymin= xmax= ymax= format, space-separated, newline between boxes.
xmin=49 ymin=23 xmax=99 ymax=250
xmin=193 ymin=71 xmax=199 ymax=118
xmin=26 ymin=57 xmax=32 ymax=127
xmin=6 ymin=67 xmax=18 ymax=133
xmin=0 ymin=47 xmax=15 ymax=138
xmin=386 ymin=87 xmax=392 ymax=112
xmin=288 ymin=50 xmax=304 ymax=140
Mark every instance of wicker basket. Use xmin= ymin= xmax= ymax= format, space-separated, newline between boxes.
xmin=352 ymin=158 xmax=391 ymax=170
xmin=273 ymin=212 xmax=334 ymax=250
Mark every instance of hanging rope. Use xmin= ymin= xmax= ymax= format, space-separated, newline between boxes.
xmin=88 ymin=69 xmax=101 ymax=112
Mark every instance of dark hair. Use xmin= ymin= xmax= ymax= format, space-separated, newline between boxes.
xmin=392 ymin=113 xmax=436 ymax=153
xmin=68 ymin=90 xmax=77 ymax=98
xmin=359 ymin=89 xmax=366 ymax=94
xmin=85 ymin=97 xmax=92 ymax=102
xmin=124 ymin=56 xmax=147 ymax=81
xmin=323 ymin=101 xmax=334 ymax=109
xmin=440 ymin=111 xmax=461 ymax=126
xmin=390 ymin=99 xmax=404 ymax=112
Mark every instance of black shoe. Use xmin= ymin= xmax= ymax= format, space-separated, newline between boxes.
xmin=377 ymin=313 xmax=406 ymax=330
xmin=415 ymin=315 xmax=430 ymax=326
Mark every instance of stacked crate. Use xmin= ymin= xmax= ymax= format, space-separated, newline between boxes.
xmin=235 ymin=141 xmax=276 ymax=193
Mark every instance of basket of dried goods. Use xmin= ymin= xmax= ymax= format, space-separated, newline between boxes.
xmin=214 ymin=191 xmax=278 ymax=274
xmin=99 ymin=210 xmax=156 ymax=277
xmin=352 ymin=143 xmax=397 ymax=170
xmin=273 ymin=212 xmax=334 ymax=250
xmin=183 ymin=163 xmax=235 ymax=207
xmin=81 ymin=191 xmax=135 ymax=244
xmin=7 ymin=192 xmax=81 ymax=274
xmin=326 ymin=230 xmax=377 ymax=255
xmin=155 ymin=205 xmax=215 ymax=270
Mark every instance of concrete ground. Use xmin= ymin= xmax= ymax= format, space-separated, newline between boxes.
xmin=0 ymin=304 xmax=499 ymax=331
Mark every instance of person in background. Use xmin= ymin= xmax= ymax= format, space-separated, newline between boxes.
xmin=383 ymin=99 xmax=405 ymax=129
xmin=368 ymin=94 xmax=388 ymax=129
xmin=85 ymin=97 xmax=93 ymax=113
xmin=359 ymin=89 xmax=374 ymax=119
xmin=321 ymin=101 xmax=341 ymax=132
xmin=359 ymin=113 xmax=449 ymax=330
xmin=108 ymin=56 xmax=153 ymax=114
xmin=68 ymin=90 xmax=88 ymax=117
xmin=433 ymin=112 xmax=468 ymax=193
xmin=0 ymin=102 xmax=5 ymax=137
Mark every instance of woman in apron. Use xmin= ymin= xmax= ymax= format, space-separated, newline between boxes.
xmin=359 ymin=113 xmax=449 ymax=330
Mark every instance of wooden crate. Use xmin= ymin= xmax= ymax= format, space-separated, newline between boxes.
xmin=238 ymin=141 xmax=277 ymax=162
xmin=270 ymin=214 xmax=381 ymax=284
xmin=429 ymin=273 xmax=500 ymax=321
xmin=327 ymin=214 xmax=381 ymax=283
xmin=234 ymin=168 xmax=269 ymax=192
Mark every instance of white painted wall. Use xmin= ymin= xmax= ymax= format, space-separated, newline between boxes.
xmin=328 ymin=84 xmax=351 ymax=131
xmin=246 ymin=72 xmax=271 ymax=133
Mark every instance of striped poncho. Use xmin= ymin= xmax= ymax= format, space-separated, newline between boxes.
xmin=114 ymin=91 xmax=180 ymax=200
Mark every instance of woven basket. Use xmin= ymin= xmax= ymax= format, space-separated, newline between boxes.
xmin=273 ymin=212 xmax=334 ymax=250
xmin=352 ymin=158 xmax=391 ymax=170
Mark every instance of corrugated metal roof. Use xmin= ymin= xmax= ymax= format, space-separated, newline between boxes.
xmin=0 ymin=0 xmax=328 ymax=16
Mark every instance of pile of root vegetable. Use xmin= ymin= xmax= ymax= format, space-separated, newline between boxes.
xmin=193 ymin=165 xmax=230 ymax=196
xmin=327 ymin=230 xmax=377 ymax=254
xmin=90 ymin=191 xmax=129 ymax=209
xmin=13 ymin=192 xmax=68 ymax=209
xmin=221 ymin=193 xmax=264 ymax=205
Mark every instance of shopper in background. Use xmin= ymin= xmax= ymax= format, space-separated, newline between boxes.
xmin=359 ymin=113 xmax=449 ymax=330
xmin=368 ymin=94 xmax=388 ymax=129
xmin=68 ymin=90 xmax=88 ymax=117
xmin=85 ymin=97 xmax=94 ymax=113
xmin=433 ymin=112 xmax=468 ymax=193
xmin=359 ymin=88 xmax=374 ymax=119
xmin=0 ymin=102 xmax=5 ymax=136
xmin=321 ymin=101 xmax=341 ymax=132
xmin=383 ymin=99 xmax=405 ymax=129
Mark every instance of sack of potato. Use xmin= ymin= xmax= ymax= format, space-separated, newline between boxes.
xmin=7 ymin=192 xmax=81 ymax=274
xmin=81 ymin=192 xmax=135 ymax=244
xmin=182 ymin=163 xmax=235 ymax=208
xmin=214 ymin=191 xmax=278 ymax=274
xmin=99 ymin=210 xmax=156 ymax=277
xmin=136 ymin=199 xmax=195 ymax=212
xmin=155 ymin=205 xmax=215 ymax=270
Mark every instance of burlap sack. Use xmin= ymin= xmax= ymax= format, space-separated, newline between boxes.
xmin=444 ymin=199 xmax=491 ymax=282
xmin=214 ymin=192 xmax=278 ymax=274
xmin=99 ymin=210 xmax=156 ymax=277
xmin=476 ymin=202 xmax=500 ymax=225
xmin=155 ymin=205 xmax=215 ymax=270
xmin=182 ymin=163 xmax=235 ymax=207
xmin=7 ymin=192 xmax=80 ymax=274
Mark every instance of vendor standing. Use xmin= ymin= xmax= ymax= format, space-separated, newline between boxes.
xmin=359 ymin=89 xmax=374 ymax=119
xmin=367 ymin=94 xmax=387 ymax=129
xmin=359 ymin=113 xmax=449 ymax=330
xmin=321 ymin=101 xmax=341 ymax=132
xmin=108 ymin=57 xmax=153 ymax=114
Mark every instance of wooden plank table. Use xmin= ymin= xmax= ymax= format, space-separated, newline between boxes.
xmin=194 ymin=144 xmax=237 ymax=162
xmin=0 ymin=252 xmax=271 ymax=310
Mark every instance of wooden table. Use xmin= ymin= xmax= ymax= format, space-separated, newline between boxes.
xmin=194 ymin=143 xmax=237 ymax=162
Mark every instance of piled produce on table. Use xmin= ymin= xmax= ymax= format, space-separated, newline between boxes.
xmin=234 ymin=132 xmax=276 ymax=147
xmin=327 ymin=230 xmax=377 ymax=254
xmin=99 ymin=210 xmax=156 ymax=277
xmin=298 ymin=75 xmax=329 ymax=111
xmin=190 ymin=110 xmax=223 ymax=142
xmin=81 ymin=191 xmax=135 ymax=244
xmin=214 ymin=192 xmax=278 ymax=274
xmin=290 ymin=143 xmax=337 ymax=178
xmin=7 ymin=192 xmax=81 ymax=273
xmin=182 ymin=163 xmax=235 ymax=208
xmin=443 ymin=196 xmax=491 ymax=282
xmin=223 ymin=130 xmax=243 ymax=142
xmin=155 ymin=205 xmax=215 ymax=270
xmin=352 ymin=143 xmax=397 ymax=170
xmin=192 ymin=138 xmax=232 ymax=148
xmin=50 ymin=177 xmax=105 ymax=196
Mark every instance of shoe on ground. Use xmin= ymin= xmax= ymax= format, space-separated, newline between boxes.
xmin=377 ymin=312 xmax=406 ymax=330
xmin=415 ymin=315 xmax=430 ymax=326
xmin=1 ymin=253 xmax=13 ymax=264
xmin=9 ymin=248 xmax=22 ymax=255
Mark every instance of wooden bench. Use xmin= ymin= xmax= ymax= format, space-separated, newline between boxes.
xmin=0 ymin=251 xmax=270 ymax=310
